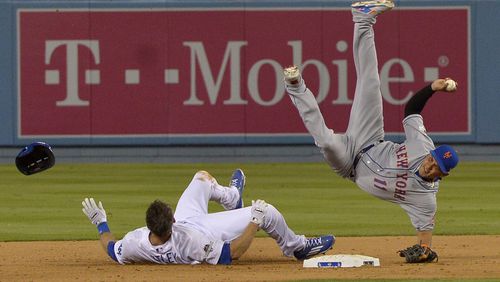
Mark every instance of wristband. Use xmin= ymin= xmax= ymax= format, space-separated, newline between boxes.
xmin=97 ymin=222 xmax=110 ymax=235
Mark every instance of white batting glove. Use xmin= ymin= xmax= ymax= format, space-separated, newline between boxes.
xmin=82 ymin=198 xmax=107 ymax=226
xmin=251 ymin=199 xmax=268 ymax=225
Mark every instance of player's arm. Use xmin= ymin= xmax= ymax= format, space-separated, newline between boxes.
xmin=229 ymin=222 xmax=259 ymax=259
xmin=404 ymin=78 xmax=457 ymax=117
xmin=82 ymin=198 xmax=118 ymax=262
xmin=398 ymin=230 xmax=438 ymax=263
xmin=220 ymin=200 xmax=267 ymax=264
xmin=400 ymin=203 xmax=436 ymax=249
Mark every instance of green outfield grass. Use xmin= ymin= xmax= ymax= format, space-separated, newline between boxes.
xmin=0 ymin=162 xmax=499 ymax=241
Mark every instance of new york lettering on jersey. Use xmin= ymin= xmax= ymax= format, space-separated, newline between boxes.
xmin=355 ymin=143 xmax=422 ymax=204
xmin=394 ymin=145 xmax=409 ymax=201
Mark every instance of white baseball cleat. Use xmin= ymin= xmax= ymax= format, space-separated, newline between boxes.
xmin=351 ymin=0 xmax=394 ymax=15
xmin=283 ymin=65 xmax=302 ymax=86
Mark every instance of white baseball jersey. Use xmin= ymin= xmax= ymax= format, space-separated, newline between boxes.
xmin=286 ymin=12 xmax=439 ymax=232
xmin=114 ymin=224 xmax=224 ymax=265
xmin=111 ymin=171 xmax=306 ymax=264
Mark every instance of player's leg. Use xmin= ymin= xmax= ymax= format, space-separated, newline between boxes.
xmin=194 ymin=204 xmax=334 ymax=259
xmin=259 ymin=203 xmax=334 ymax=258
xmin=284 ymin=67 xmax=353 ymax=177
xmin=174 ymin=171 xmax=240 ymax=221
xmin=194 ymin=206 xmax=305 ymax=257
xmin=189 ymin=208 xmax=254 ymax=242
xmin=346 ymin=1 xmax=394 ymax=152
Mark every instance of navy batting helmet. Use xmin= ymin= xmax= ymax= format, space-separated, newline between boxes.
xmin=15 ymin=142 xmax=55 ymax=175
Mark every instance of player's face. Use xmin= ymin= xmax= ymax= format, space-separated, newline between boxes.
xmin=419 ymin=155 xmax=446 ymax=181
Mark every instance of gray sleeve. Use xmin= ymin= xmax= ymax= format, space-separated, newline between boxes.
xmin=402 ymin=114 xmax=435 ymax=164
xmin=399 ymin=195 xmax=437 ymax=231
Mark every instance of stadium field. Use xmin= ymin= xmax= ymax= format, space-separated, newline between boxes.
xmin=0 ymin=162 xmax=499 ymax=281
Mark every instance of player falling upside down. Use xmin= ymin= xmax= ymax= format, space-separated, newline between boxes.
xmin=283 ymin=0 xmax=458 ymax=263
xmin=82 ymin=169 xmax=334 ymax=265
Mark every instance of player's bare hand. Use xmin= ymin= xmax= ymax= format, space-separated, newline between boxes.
xmin=431 ymin=78 xmax=458 ymax=92
xmin=251 ymin=199 xmax=268 ymax=226
xmin=82 ymin=198 xmax=107 ymax=226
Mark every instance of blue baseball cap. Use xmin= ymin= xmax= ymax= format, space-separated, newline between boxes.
xmin=430 ymin=145 xmax=459 ymax=175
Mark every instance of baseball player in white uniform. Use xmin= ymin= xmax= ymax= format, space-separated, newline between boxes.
xmin=82 ymin=169 xmax=334 ymax=264
xmin=283 ymin=0 xmax=459 ymax=263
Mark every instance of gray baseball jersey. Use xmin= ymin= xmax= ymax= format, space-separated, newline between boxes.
xmin=285 ymin=11 xmax=438 ymax=231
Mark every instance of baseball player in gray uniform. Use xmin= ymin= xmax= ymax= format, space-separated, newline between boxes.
xmin=283 ymin=0 xmax=459 ymax=263
xmin=82 ymin=169 xmax=334 ymax=264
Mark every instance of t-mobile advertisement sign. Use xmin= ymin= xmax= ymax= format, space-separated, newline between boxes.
xmin=18 ymin=8 xmax=469 ymax=137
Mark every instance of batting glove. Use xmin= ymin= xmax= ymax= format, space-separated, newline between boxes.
xmin=82 ymin=198 xmax=107 ymax=226
xmin=251 ymin=199 xmax=268 ymax=226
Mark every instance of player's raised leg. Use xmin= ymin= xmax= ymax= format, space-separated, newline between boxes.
xmin=174 ymin=170 xmax=240 ymax=221
xmin=346 ymin=0 xmax=394 ymax=153
xmin=193 ymin=201 xmax=334 ymax=260
xmin=284 ymin=66 xmax=352 ymax=177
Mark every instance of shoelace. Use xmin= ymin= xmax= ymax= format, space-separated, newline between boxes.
xmin=306 ymin=237 xmax=323 ymax=248
xmin=230 ymin=178 xmax=239 ymax=187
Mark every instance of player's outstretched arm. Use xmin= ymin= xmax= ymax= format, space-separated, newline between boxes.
xmin=229 ymin=199 xmax=268 ymax=260
xmin=82 ymin=198 xmax=118 ymax=262
xmin=404 ymin=78 xmax=458 ymax=117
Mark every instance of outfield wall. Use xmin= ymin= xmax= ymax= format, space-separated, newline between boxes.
xmin=1 ymin=0 xmax=500 ymax=146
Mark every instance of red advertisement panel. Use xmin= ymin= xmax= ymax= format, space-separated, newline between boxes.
xmin=18 ymin=8 xmax=469 ymax=136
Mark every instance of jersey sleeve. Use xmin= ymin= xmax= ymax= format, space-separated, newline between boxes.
xmin=402 ymin=114 xmax=435 ymax=163
xmin=400 ymin=195 xmax=437 ymax=231
xmin=107 ymin=241 xmax=118 ymax=262
xmin=113 ymin=239 xmax=126 ymax=265
xmin=112 ymin=230 xmax=143 ymax=265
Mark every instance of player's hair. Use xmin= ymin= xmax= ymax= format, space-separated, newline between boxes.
xmin=146 ymin=200 xmax=174 ymax=238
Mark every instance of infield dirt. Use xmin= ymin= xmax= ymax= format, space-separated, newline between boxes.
xmin=1 ymin=235 xmax=499 ymax=281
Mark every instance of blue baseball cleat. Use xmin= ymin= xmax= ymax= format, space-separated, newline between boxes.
xmin=229 ymin=169 xmax=245 ymax=209
xmin=294 ymin=235 xmax=335 ymax=260
xmin=351 ymin=0 xmax=394 ymax=15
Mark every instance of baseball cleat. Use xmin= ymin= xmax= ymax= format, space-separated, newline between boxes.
xmin=283 ymin=65 xmax=302 ymax=86
xmin=294 ymin=235 xmax=335 ymax=260
xmin=351 ymin=0 xmax=394 ymax=15
xmin=229 ymin=169 xmax=245 ymax=209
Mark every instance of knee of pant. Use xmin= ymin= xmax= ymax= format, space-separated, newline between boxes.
xmin=194 ymin=170 xmax=216 ymax=184
xmin=324 ymin=134 xmax=351 ymax=154
xmin=194 ymin=170 xmax=214 ymax=181
xmin=263 ymin=204 xmax=280 ymax=226
xmin=317 ymin=133 xmax=342 ymax=150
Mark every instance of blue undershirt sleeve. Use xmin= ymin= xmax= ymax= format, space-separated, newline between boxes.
xmin=217 ymin=243 xmax=232 ymax=265
xmin=107 ymin=241 xmax=118 ymax=262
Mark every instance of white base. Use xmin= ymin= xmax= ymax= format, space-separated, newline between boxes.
xmin=303 ymin=254 xmax=380 ymax=268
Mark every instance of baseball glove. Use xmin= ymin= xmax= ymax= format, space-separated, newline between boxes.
xmin=397 ymin=244 xmax=438 ymax=263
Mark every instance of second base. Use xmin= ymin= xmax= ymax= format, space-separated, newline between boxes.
xmin=303 ymin=254 xmax=380 ymax=268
